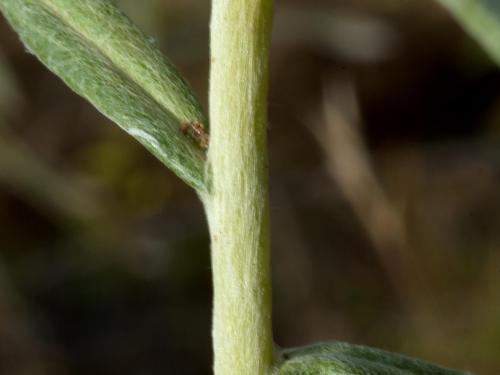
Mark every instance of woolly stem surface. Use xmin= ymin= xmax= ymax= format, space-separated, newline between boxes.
xmin=203 ymin=0 xmax=274 ymax=374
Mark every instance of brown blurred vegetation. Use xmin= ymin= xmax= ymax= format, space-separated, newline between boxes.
xmin=0 ymin=0 xmax=499 ymax=374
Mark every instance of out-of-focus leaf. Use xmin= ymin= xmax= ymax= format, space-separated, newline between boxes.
xmin=0 ymin=133 xmax=101 ymax=221
xmin=437 ymin=0 xmax=500 ymax=67
xmin=0 ymin=0 xmax=209 ymax=192
xmin=0 ymin=51 xmax=22 ymax=119
xmin=277 ymin=341 xmax=473 ymax=375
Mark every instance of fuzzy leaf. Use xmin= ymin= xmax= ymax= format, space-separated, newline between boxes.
xmin=437 ymin=0 xmax=500 ymax=67
xmin=278 ymin=342 xmax=473 ymax=375
xmin=0 ymin=0 xmax=209 ymax=192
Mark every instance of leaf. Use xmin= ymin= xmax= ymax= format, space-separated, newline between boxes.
xmin=277 ymin=341 xmax=473 ymax=375
xmin=437 ymin=0 xmax=500 ymax=67
xmin=0 ymin=0 xmax=209 ymax=192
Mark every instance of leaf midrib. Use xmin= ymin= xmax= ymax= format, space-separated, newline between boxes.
xmin=38 ymin=0 xmax=193 ymax=134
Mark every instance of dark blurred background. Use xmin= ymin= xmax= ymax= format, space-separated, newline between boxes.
xmin=0 ymin=0 xmax=499 ymax=374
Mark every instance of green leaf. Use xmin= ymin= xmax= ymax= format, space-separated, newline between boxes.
xmin=277 ymin=342 xmax=473 ymax=375
xmin=0 ymin=0 xmax=209 ymax=192
xmin=437 ymin=0 xmax=500 ymax=67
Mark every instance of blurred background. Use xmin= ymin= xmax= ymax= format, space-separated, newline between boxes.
xmin=0 ymin=0 xmax=499 ymax=374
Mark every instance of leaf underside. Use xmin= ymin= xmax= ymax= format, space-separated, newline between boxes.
xmin=278 ymin=342 xmax=473 ymax=375
xmin=0 ymin=0 xmax=208 ymax=192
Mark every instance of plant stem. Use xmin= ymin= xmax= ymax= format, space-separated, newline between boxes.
xmin=203 ymin=0 xmax=274 ymax=374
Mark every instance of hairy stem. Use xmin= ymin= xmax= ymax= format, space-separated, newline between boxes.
xmin=203 ymin=0 xmax=274 ymax=374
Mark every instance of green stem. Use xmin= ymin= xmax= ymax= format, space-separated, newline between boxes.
xmin=203 ymin=0 xmax=274 ymax=374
